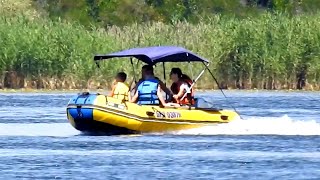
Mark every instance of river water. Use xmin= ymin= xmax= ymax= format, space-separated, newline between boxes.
xmin=0 ymin=91 xmax=319 ymax=179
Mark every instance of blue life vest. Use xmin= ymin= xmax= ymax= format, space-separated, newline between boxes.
xmin=137 ymin=79 xmax=159 ymax=105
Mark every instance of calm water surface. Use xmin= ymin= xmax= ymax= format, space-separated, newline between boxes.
xmin=0 ymin=91 xmax=319 ymax=180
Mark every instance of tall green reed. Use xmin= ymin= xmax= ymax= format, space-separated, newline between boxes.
xmin=1 ymin=12 xmax=320 ymax=89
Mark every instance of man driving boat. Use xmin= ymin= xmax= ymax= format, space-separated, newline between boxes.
xmin=134 ymin=66 xmax=171 ymax=93
xmin=130 ymin=66 xmax=168 ymax=106
xmin=133 ymin=65 xmax=173 ymax=101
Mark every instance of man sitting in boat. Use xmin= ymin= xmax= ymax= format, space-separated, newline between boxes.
xmin=169 ymin=68 xmax=195 ymax=105
xmin=133 ymin=65 xmax=173 ymax=100
xmin=109 ymin=72 xmax=131 ymax=101
xmin=130 ymin=67 xmax=168 ymax=106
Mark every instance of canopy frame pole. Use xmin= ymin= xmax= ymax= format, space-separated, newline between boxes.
xmin=202 ymin=62 xmax=243 ymax=119
xmin=180 ymin=63 xmax=208 ymax=101
xmin=130 ymin=58 xmax=137 ymax=83
xmin=129 ymin=58 xmax=138 ymax=93
xmin=130 ymin=59 xmax=142 ymax=93
xmin=162 ymin=62 xmax=168 ymax=100
xmin=162 ymin=62 xmax=166 ymax=85
xmin=95 ymin=59 xmax=101 ymax=68
xmin=188 ymin=61 xmax=194 ymax=82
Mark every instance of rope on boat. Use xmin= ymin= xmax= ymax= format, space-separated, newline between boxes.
xmin=203 ymin=62 xmax=244 ymax=120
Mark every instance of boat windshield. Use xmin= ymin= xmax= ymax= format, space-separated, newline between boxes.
xmin=195 ymin=97 xmax=216 ymax=109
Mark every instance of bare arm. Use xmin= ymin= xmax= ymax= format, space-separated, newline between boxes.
xmin=109 ymin=80 xmax=118 ymax=97
xmin=157 ymin=86 xmax=167 ymax=106
xmin=109 ymin=85 xmax=116 ymax=97
xmin=176 ymin=84 xmax=185 ymax=97
xmin=130 ymin=91 xmax=138 ymax=103
xmin=173 ymin=84 xmax=186 ymax=101
xmin=158 ymin=80 xmax=172 ymax=95
xmin=127 ymin=91 xmax=132 ymax=102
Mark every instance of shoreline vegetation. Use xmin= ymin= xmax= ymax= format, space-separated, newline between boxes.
xmin=0 ymin=88 xmax=318 ymax=93
xmin=1 ymin=0 xmax=320 ymax=91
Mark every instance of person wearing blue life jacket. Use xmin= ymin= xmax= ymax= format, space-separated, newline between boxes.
xmin=133 ymin=65 xmax=173 ymax=100
xmin=130 ymin=66 xmax=168 ymax=106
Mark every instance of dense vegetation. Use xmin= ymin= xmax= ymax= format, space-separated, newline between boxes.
xmin=1 ymin=0 xmax=320 ymax=90
xmin=34 ymin=0 xmax=320 ymax=26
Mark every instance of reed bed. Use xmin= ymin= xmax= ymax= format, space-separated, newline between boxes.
xmin=1 ymin=13 xmax=320 ymax=90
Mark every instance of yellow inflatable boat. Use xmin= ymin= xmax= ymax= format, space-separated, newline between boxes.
xmin=67 ymin=93 xmax=239 ymax=134
xmin=66 ymin=46 xmax=240 ymax=135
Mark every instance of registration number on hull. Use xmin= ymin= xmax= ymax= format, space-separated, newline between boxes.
xmin=156 ymin=112 xmax=181 ymax=118
xmin=107 ymin=102 xmax=126 ymax=110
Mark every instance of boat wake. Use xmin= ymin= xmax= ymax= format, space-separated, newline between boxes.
xmin=0 ymin=115 xmax=319 ymax=137
xmin=0 ymin=123 xmax=80 ymax=137
xmin=174 ymin=115 xmax=320 ymax=136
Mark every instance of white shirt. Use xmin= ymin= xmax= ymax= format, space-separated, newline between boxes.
xmin=180 ymin=82 xmax=191 ymax=93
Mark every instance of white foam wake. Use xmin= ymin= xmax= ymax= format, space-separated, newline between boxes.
xmin=175 ymin=115 xmax=320 ymax=136
xmin=0 ymin=123 xmax=80 ymax=137
xmin=1 ymin=116 xmax=319 ymax=137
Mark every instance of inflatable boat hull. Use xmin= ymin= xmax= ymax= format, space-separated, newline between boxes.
xmin=66 ymin=93 xmax=239 ymax=135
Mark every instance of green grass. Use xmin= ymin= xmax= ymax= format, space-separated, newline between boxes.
xmin=1 ymin=12 xmax=320 ymax=90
